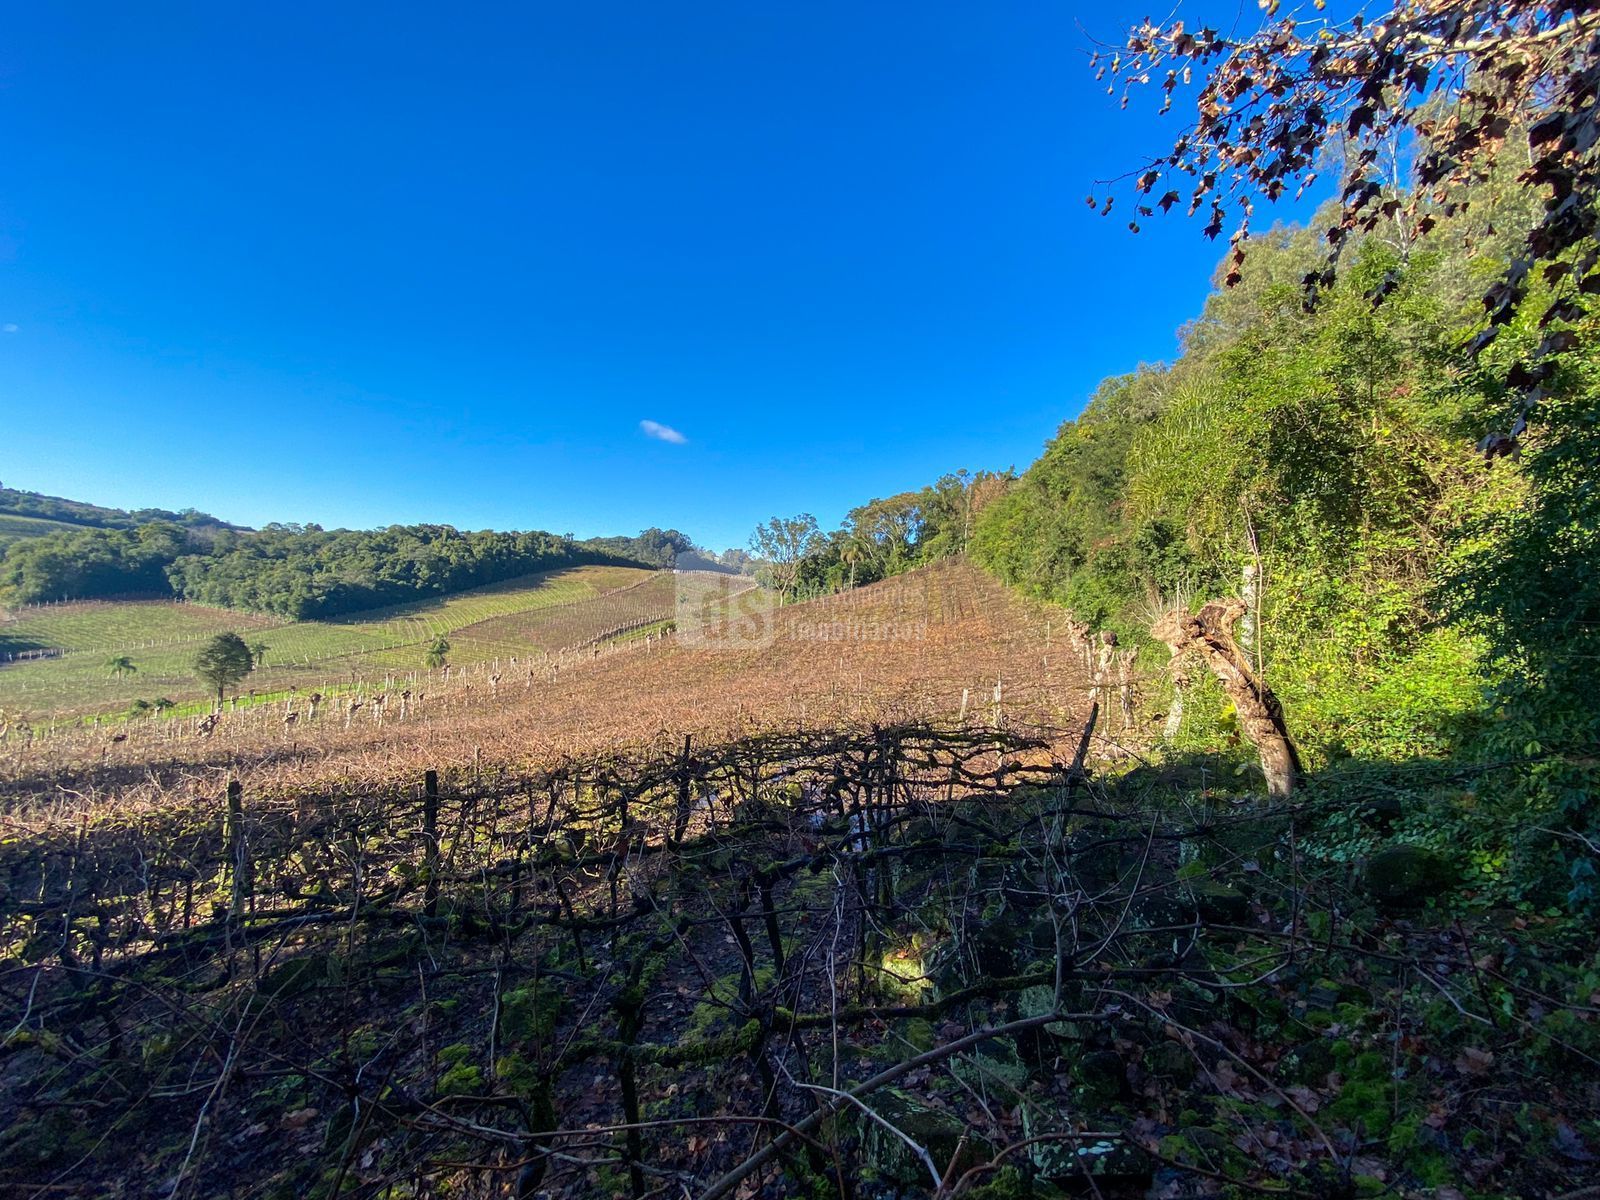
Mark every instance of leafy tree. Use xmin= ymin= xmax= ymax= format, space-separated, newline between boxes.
xmin=839 ymin=536 xmax=869 ymax=590
xmin=248 ymin=641 xmax=270 ymax=669
xmin=106 ymin=655 xmax=136 ymax=679
xmin=716 ymin=548 xmax=757 ymax=574
xmin=1099 ymin=0 xmax=1597 ymax=451
xmin=0 ymin=518 xmax=631 ymax=614
xmin=749 ymin=515 xmax=821 ymax=601
xmin=848 ymin=493 xmax=925 ymax=574
xmin=425 ymin=636 xmax=451 ymax=669
xmin=193 ymin=632 xmax=255 ymax=707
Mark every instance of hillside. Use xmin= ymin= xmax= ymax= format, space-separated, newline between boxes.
xmin=0 ymin=481 xmax=718 ymax=621
xmin=0 ymin=484 xmax=239 ymax=536
xmin=0 ymin=564 xmax=654 ymax=718
xmin=6 ymin=4 xmax=1599 ymax=1196
xmin=4 ymin=562 xmax=1595 ymax=1200
xmin=1 ymin=560 xmax=1070 ymax=795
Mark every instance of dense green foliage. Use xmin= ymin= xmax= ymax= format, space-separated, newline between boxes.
xmin=0 ymin=523 xmax=195 ymax=604
xmin=960 ymin=195 xmax=1599 ymax=907
xmin=191 ymin=631 xmax=255 ymax=704
xmin=975 ymin=226 xmax=1513 ymax=756
xmin=164 ymin=524 xmax=611 ymax=619
xmin=775 ymin=470 xmax=1011 ymax=597
xmin=764 ymin=171 xmax=1596 ymax=909
xmin=577 ymin=527 xmax=698 ymax=569
xmin=0 ymin=485 xmax=236 ymax=534
xmin=0 ymin=521 xmax=684 ymax=618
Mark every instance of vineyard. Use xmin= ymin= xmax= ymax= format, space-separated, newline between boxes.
xmin=0 ymin=599 xmax=282 ymax=659
xmin=0 ymin=562 xmax=1080 ymax=802
xmin=4 ymin=722 xmax=1591 ymax=1198
xmin=0 ymin=566 xmax=653 ymax=719
xmin=3 ymin=563 xmax=1596 ymax=1200
xmin=448 ymin=573 xmax=684 ymax=659
xmin=0 ymin=512 xmax=91 ymax=546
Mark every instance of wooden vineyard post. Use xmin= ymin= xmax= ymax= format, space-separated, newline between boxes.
xmin=1117 ymin=647 xmax=1136 ymax=730
xmin=672 ymin=733 xmax=693 ymax=846
xmin=225 ymin=780 xmax=251 ymax=922
xmin=423 ymin=770 xmax=441 ymax=918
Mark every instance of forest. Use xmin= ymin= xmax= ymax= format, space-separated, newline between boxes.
xmin=0 ymin=521 xmax=703 ymax=619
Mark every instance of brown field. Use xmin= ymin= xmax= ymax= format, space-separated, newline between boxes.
xmin=2 ymin=562 xmax=1567 ymax=1200
xmin=0 ymin=560 xmax=1102 ymax=818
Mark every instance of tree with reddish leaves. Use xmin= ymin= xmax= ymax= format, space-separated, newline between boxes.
xmin=1096 ymin=0 xmax=1599 ymax=456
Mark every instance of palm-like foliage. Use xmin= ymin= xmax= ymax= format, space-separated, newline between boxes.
xmin=425 ymin=636 xmax=450 ymax=669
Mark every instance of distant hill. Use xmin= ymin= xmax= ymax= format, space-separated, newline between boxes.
xmin=0 ymin=485 xmax=244 ymax=537
xmin=0 ymin=486 xmax=716 ymax=618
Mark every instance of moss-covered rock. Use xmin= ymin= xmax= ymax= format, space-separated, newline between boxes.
xmin=1186 ymin=879 xmax=1250 ymax=924
xmin=1275 ymin=1038 xmax=1336 ymax=1084
xmin=864 ymin=1089 xmax=985 ymax=1184
xmin=1031 ymin=1136 xmax=1150 ymax=1192
xmin=259 ymin=952 xmax=335 ymax=997
xmin=1364 ymin=845 xmax=1455 ymax=908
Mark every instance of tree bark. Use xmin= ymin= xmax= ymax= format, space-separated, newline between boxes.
xmin=1151 ymin=597 xmax=1301 ymax=798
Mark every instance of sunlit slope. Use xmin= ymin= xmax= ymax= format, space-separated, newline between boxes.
xmin=0 ymin=512 xmax=92 ymax=544
xmin=0 ymin=565 xmax=652 ymax=716
xmin=450 ymin=570 xmax=680 ymax=656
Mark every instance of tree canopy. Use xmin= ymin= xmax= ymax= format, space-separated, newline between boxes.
xmin=192 ymin=633 xmax=255 ymax=706
xmin=1098 ymin=0 xmax=1598 ymax=455
xmin=0 ymin=521 xmax=672 ymax=617
xmin=749 ymin=515 xmax=821 ymax=601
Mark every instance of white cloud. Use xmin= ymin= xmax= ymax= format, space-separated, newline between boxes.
xmin=640 ymin=419 xmax=687 ymax=445
xmin=2 ymin=324 xmax=17 ymax=334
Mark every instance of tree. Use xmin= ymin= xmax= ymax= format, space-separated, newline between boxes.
xmin=106 ymin=655 xmax=136 ymax=679
xmin=1153 ymin=599 xmax=1302 ymax=797
xmin=1098 ymin=0 xmax=1598 ymax=454
xmin=193 ymin=632 xmax=254 ymax=707
xmin=749 ymin=515 xmax=821 ymax=602
xmin=425 ymin=636 xmax=451 ymax=669
xmin=839 ymin=536 xmax=869 ymax=590
xmin=248 ymin=640 xmax=270 ymax=669
xmin=848 ymin=493 xmax=925 ymax=573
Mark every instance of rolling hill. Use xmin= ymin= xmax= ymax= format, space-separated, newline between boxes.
xmin=0 ymin=564 xmax=654 ymax=717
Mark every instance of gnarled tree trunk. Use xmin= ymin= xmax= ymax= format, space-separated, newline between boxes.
xmin=1151 ymin=597 xmax=1302 ymax=798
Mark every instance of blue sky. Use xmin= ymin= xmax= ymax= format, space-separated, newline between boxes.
xmin=0 ymin=1 xmax=1324 ymax=552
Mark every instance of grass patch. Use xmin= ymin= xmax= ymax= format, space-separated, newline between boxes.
xmin=0 ymin=565 xmax=653 ymax=718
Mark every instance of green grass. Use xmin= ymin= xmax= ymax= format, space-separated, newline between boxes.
xmin=0 ymin=565 xmax=653 ymax=718
xmin=0 ymin=601 xmax=280 ymax=656
xmin=0 ymin=512 xmax=86 ymax=546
